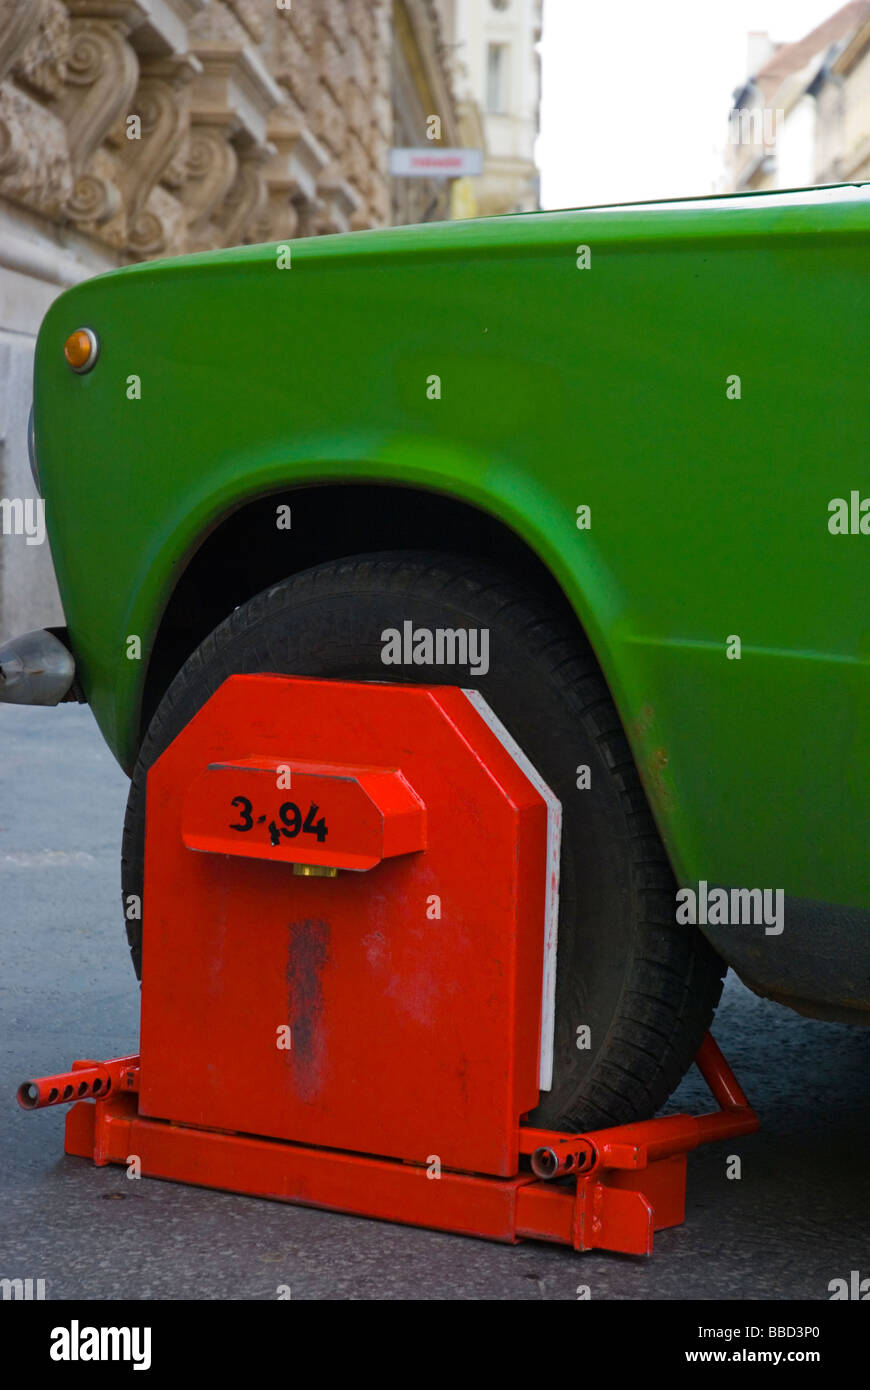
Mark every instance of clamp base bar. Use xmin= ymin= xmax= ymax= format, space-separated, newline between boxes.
xmin=51 ymin=1035 xmax=757 ymax=1257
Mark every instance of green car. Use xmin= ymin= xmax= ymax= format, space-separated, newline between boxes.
xmin=4 ymin=181 xmax=868 ymax=1133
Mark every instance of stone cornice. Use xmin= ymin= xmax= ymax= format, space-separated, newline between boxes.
xmin=130 ymin=0 xmax=209 ymax=58
xmin=190 ymin=40 xmax=284 ymax=145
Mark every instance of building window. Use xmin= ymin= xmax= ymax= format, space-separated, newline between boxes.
xmin=486 ymin=43 xmax=509 ymax=113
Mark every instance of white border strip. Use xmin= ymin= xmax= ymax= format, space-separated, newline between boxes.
xmin=462 ymin=690 xmax=562 ymax=1092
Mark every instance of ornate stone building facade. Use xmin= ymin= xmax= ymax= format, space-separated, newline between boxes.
xmin=0 ymin=0 xmax=460 ymax=638
xmin=0 ymin=0 xmax=459 ymax=257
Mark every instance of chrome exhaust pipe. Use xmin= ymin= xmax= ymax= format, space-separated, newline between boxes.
xmin=0 ymin=629 xmax=76 ymax=705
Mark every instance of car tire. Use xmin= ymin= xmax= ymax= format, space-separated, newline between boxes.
xmin=121 ymin=550 xmax=724 ymax=1132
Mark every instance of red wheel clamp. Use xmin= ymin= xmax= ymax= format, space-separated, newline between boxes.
xmin=18 ymin=675 xmax=758 ymax=1256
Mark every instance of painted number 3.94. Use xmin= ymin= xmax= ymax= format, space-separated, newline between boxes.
xmin=229 ymin=797 xmax=329 ymax=848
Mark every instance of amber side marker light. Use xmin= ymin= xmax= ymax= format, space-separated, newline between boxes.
xmin=64 ymin=327 xmax=99 ymax=374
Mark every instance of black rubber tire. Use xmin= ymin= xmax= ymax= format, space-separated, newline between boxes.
xmin=121 ymin=551 xmax=724 ymax=1131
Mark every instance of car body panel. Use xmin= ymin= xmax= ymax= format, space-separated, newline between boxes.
xmin=33 ymin=183 xmax=870 ymax=912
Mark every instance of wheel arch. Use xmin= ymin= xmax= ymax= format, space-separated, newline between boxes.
xmin=139 ymin=480 xmax=589 ymax=746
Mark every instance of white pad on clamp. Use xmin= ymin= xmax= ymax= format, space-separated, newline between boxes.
xmin=462 ymin=690 xmax=562 ymax=1093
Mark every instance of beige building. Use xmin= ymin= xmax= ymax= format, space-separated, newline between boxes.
xmin=724 ymin=2 xmax=870 ymax=193
xmin=815 ymin=7 xmax=870 ymax=181
xmin=0 ymin=0 xmax=460 ymax=639
xmin=445 ymin=0 xmax=542 ymax=217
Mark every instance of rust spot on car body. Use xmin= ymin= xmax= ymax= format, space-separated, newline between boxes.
xmin=630 ymin=703 xmax=655 ymax=742
xmin=647 ymin=746 xmax=674 ymax=810
xmin=629 ymin=705 xmax=675 ymax=814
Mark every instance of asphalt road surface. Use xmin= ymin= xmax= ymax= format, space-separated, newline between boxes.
xmin=1 ymin=703 xmax=868 ymax=1301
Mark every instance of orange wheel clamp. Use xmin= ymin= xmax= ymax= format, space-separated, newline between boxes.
xmin=19 ymin=675 xmax=758 ymax=1256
